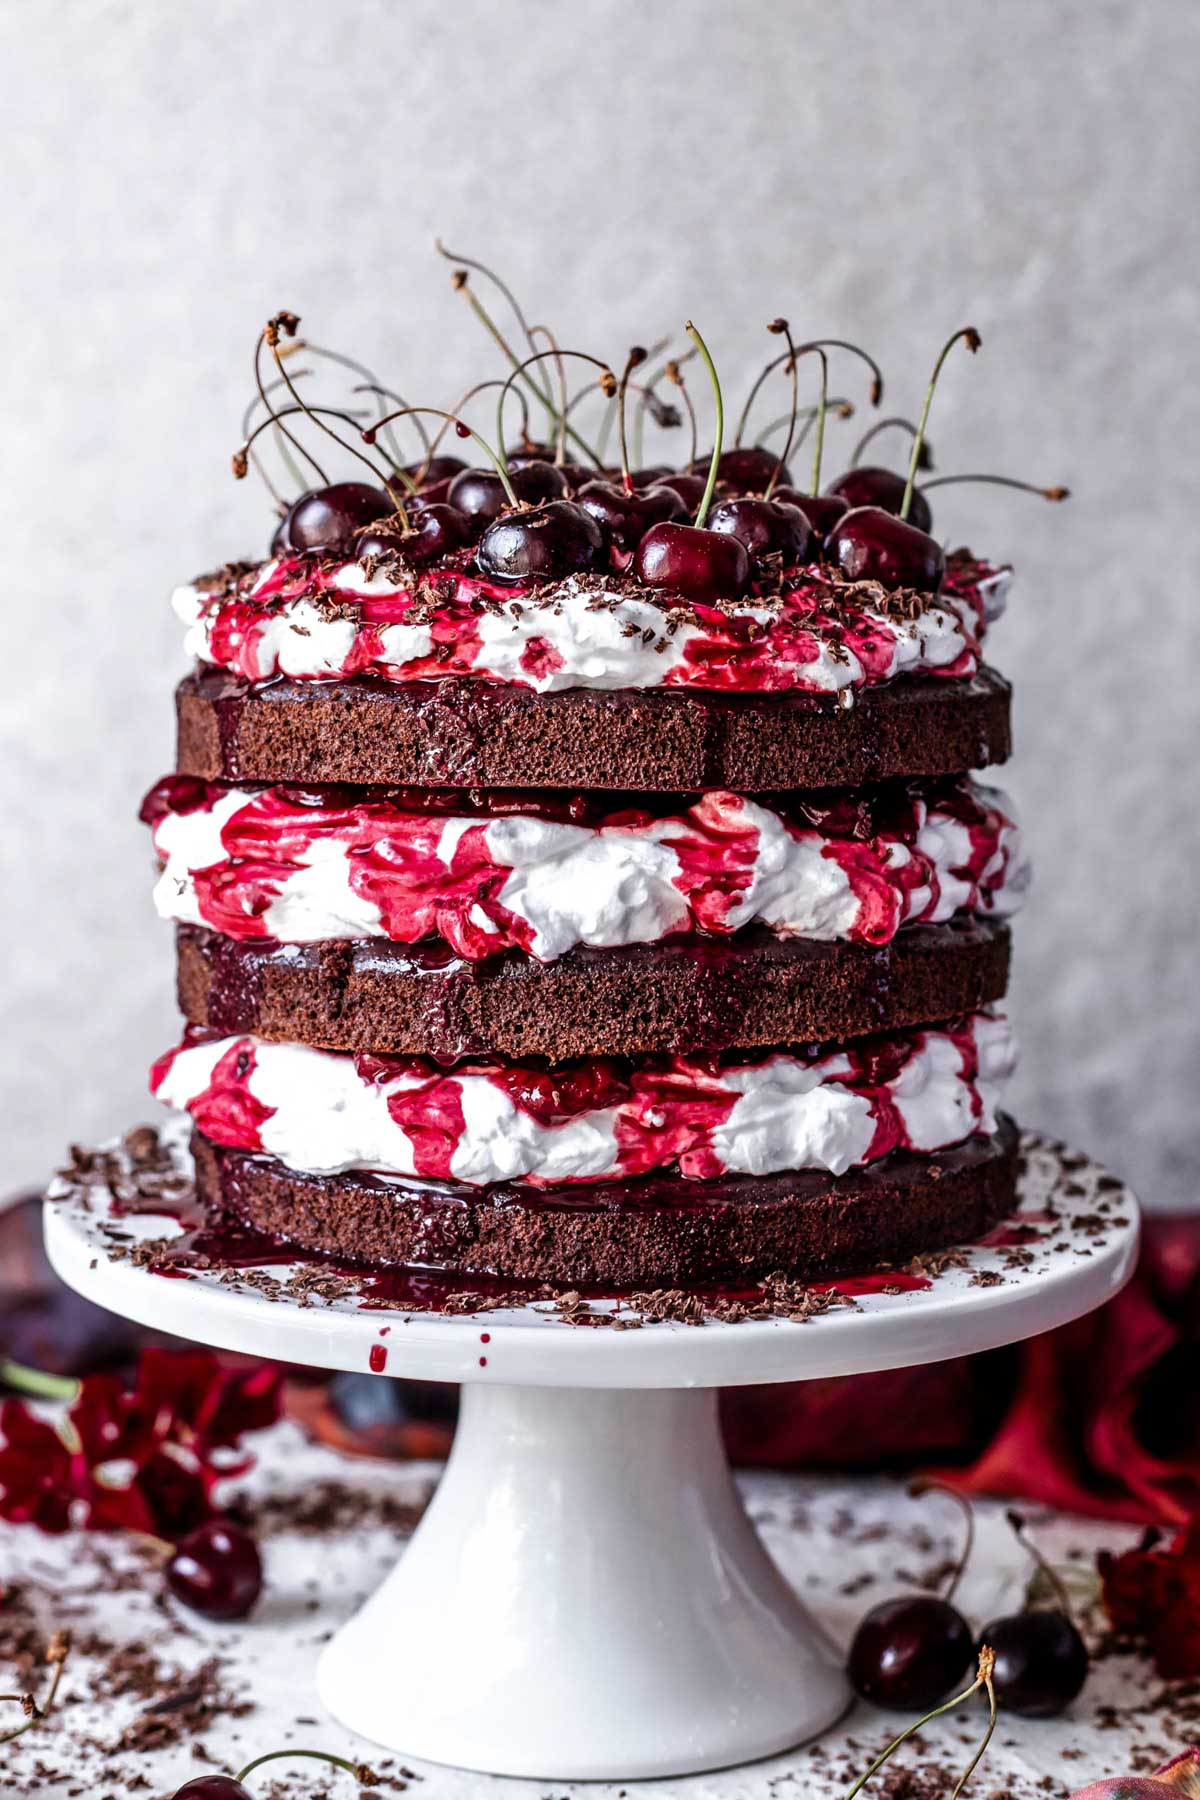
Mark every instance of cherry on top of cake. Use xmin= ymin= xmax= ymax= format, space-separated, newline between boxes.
xmin=223 ymin=273 xmax=1066 ymax=622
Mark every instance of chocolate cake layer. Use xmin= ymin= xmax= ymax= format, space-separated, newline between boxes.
xmin=193 ymin=1116 xmax=1019 ymax=1287
xmin=176 ymin=665 xmax=1012 ymax=791
xmin=177 ymin=919 xmax=1011 ymax=1059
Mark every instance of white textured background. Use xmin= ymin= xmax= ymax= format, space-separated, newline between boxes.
xmin=2 ymin=0 xmax=1197 ymax=1205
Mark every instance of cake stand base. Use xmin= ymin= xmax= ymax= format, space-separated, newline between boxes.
xmin=44 ymin=1127 xmax=1139 ymax=1779
xmin=319 ymin=1382 xmax=847 ymax=1778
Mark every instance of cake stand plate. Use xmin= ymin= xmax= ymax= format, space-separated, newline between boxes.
xmin=44 ymin=1132 xmax=1138 ymax=1781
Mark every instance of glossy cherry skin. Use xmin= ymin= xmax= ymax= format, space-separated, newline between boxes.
xmin=630 ymin=464 xmax=675 ymax=490
xmin=634 ymin=521 xmax=750 ymax=602
xmin=476 ymin=500 xmax=604 ymax=584
xmin=449 ymin=461 xmax=569 ymax=524
xmin=576 ymin=479 xmax=687 ymax=550
xmin=773 ymin=488 xmax=849 ymax=536
xmin=171 ymin=1780 xmax=252 ymax=1800
xmin=825 ymin=466 xmax=933 ymax=534
xmin=691 ymin=445 xmax=792 ymax=494
xmin=825 ymin=505 xmax=945 ymax=593
xmin=281 ymin=482 xmax=393 ymax=556
xmin=165 ymin=1518 xmax=263 ymax=1621
xmin=848 ymin=1594 xmax=974 ymax=1710
xmin=977 ymin=1611 xmax=1089 ymax=1717
xmin=354 ymin=503 xmax=470 ymax=567
xmin=706 ymin=496 xmax=813 ymax=562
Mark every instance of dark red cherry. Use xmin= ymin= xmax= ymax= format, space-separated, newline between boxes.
xmin=826 ymin=505 xmax=945 ymax=593
xmin=506 ymin=441 xmax=558 ymax=466
xmin=355 ymin=503 xmax=470 ymax=568
xmin=171 ymin=1781 xmax=251 ymax=1800
xmin=282 ymin=483 xmax=393 ymax=556
xmin=634 ymin=521 xmax=750 ymax=602
xmin=575 ymin=479 xmax=687 ymax=550
xmin=773 ymin=488 xmax=849 ymax=536
xmin=268 ymin=516 xmax=289 ymax=558
xmin=165 ymin=1518 xmax=263 ymax=1621
xmin=690 ymin=445 xmax=792 ymax=494
xmin=476 ymin=500 xmax=603 ymax=584
xmin=977 ymin=1611 xmax=1089 ymax=1717
xmin=449 ymin=461 xmax=569 ymax=524
xmin=825 ymin=466 xmax=933 ymax=534
xmin=706 ymin=497 xmax=813 ymax=563
xmin=650 ymin=472 xmax=709 ymax=509
xmin=848 ymin=1594 xmax=974 ymax=1710
xmin=630 ymin=465 xmax=675 ymax=489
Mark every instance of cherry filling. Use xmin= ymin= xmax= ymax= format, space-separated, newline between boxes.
xmin=150 ymin=1015 xmax=1007 ymax=1187
xmin=143 ymin=775 xmax=1020 ymax=960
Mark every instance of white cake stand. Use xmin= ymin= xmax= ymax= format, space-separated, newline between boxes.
xmin=43 ymin=1131 xmax=1138 ymax=1781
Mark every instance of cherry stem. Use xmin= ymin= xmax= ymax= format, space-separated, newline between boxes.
xmin=763 ymin=320 xmax=799 ymax=501
xmin=735 ymin=338 xmax=884 ymax=448
xmin=0 ymin=1360 xmax=79 ymax=1403
xmin=496 ymin=349 xmax=614 ymax=480
xmin=919 ymin=473 xmax=1069 ymax=501
xmin=667 ymin=360 xmax=698 ymax=467
xmin=420 ymin=379 xmax=528 ymax=474
xmin=1006 ymin=1509 xmax=1074 ymax=1618
xmin=530 ymin=323 xmax=569 ymax=462
xmin=241 ymin=369 xmax=317 ymax=506
xmin=908 ymin=1477 xmax=976 ymax=1604
xmin=267 ymin=315 xmax=398 ymax=493
xmin=366 ymin=406 xmax=518 ymax=507
xmin=436 ymin=237 xmax=541 ymax=362
xmin=617 ymin=347 xmax=648 ymax=492
xmin=685 ymin=321 xmax=723 ymax=528
xmin=840 ymin=1647 xmax=996 ymax=1800
xmin=255 ymin=327 xmax=326 ymax=483
xmin=753 ymin=400 xmax=853 ymax=447
xmin=235 ymin=1747 xmax=378 ymax=1786
xmin=0 ymin=1631 xmax=70 ymax=1747
xmin=631 ymin=340 xmax=686 ymax=466
xmin=850 ymin=416 xmax=929 ymax=470
xmin=299 ymin=340 xmax=430 ymax=461
xmin=444 ymin=261 xmax=602 ymax=467
xmin=900 ymin=326 xmax=981 ymax=521
xmin=807 ymin=347 xmax=831 ymax=498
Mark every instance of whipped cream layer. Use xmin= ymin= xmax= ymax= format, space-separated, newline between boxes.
xmin=144 ymin=777 xmax=1026 ymax=961
xmin=151 ymin=1015 xmax=1015 ymax=1187
xmin=174 ymin=553 xmax=1010 ymax=697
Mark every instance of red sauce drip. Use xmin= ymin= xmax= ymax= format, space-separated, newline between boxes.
xmin=368 ymin=1343 xmax=388 ymax=1372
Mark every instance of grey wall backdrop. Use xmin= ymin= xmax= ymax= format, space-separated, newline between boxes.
xmin=3 ymin=0 xmax=1197 ymax=1206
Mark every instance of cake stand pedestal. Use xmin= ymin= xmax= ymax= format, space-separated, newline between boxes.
xmin=43 ymin=1135 xmax=1138 ymax=1781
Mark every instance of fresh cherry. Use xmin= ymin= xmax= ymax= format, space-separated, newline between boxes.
xmin=825 ymin=464 xmax=934 ymax=533
xmin=355 ymin=503 xmax=470 ymax=567
xmin=825 ymin=505 xmax=945 ymax=593
xmin=281 ymin=482 xmax=393 ymax=556
xmin=476 ymin=499 xmax=603 ymax=583
xmin=706 ymin=496 xmax=813 ymax=562
xmin=976 ymin=1610 xmax=1088 ymax=1717
xmin=165 ymin=1518 xmax=263 ymax=1621
xmin=630 ymin=464 xmax=675 ymax=489
xmin=575 ymin=479 xmax=687 ymax=550
xmin=847 ymin=1593 xmax=974 ymax=1710
xmin=634 ymin=521 xmax=749 ymax=602
xmin=772 ymin=487 xmax=849 ymax=536
xmin=171 ymin=1781 xmax=251 ymax=1800
xmin=690 ymin=444 xmax=791 ymax=493
xmin=449 ymin=460 xmax=568 ymax=523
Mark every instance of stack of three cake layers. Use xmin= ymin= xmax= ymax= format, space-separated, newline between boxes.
xmin=145 ymin=541 xmax=1024 ymax=1294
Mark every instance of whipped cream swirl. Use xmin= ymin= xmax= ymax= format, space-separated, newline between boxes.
xmin=151 ymin=1015 xmax=1015 ymax=1187
xmin=144 ymin=777 xmax=1026 ymax=961
xmin=174 ymin=554 xmax=1010 ymax=697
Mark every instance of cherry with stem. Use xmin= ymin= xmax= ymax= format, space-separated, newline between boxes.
xmin=495 ymin=348 xmax=616 ymax=483
xmin=975 ymin=1510 xmax=1089 ymax=1718
xmin=899 ymin=325 xmax=981 ymax=520
xmin=172 ymin=1744 xmax=379 ymax=1799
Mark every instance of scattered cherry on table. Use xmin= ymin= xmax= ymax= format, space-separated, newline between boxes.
xmin=165 ymin=1518 xmax=263 ymax=1621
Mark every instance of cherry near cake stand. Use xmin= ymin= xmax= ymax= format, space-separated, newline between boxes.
xmin=43 ymin=1129 xmax=1138 ymax=1781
